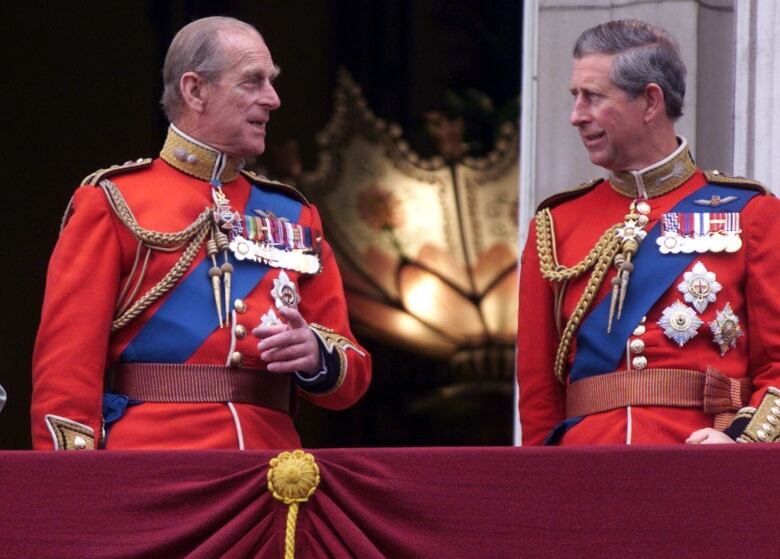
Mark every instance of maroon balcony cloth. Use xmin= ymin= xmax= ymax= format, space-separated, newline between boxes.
xmin=1 ymin=446 xmax=779 ymax=558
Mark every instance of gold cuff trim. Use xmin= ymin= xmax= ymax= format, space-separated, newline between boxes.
xmin=44 ymin=414 xmax=95 ymax=450
xmin=737 ymin=387 xmax=780 ymax=443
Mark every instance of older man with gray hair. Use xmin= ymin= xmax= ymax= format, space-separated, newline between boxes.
xmin=31 ymin=16 xmax=371 ymax=450
xmin=517 ymin=19 xmax=780 ymax=446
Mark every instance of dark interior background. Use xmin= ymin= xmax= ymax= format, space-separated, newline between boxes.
xmin=1 ymin=0 xmax=521 ymax=449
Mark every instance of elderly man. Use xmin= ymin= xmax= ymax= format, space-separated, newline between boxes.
xmin=31 ymin=16 xmax=371 ymax=450
xmin=517 ymin=19 xmax=780 ymax=445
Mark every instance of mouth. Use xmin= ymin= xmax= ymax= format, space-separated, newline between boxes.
xmin=249 ymin=119 xmax=267 ymax=131
xmin=581 ymin=131 xmax=605 ymax=147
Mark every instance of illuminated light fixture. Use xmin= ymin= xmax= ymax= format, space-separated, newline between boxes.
xmin=301 ymin=70 xmax=519 ymax=381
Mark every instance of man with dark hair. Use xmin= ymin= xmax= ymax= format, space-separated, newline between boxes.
xmin=517 ymin=19 xmax=780 ymax=445
xmin=31 ymin=16 xmax=371 ymax=450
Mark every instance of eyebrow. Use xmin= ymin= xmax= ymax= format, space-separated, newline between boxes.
xmin=271 ymin=65 xmax=281 ymax=81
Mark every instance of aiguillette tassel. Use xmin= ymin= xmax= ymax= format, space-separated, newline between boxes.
xmin=215 ymin=231 xmax=232 ymax=324
xmin=207 ymin=235 xmax=224 ymax=327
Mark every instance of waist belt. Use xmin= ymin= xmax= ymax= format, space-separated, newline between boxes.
xmin=110 ymin=363 xmax=293 ymax=414
xmin=566 ymin=367 xmax=752 ymax=429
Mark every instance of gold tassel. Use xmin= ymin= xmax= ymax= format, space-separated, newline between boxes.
xmin=206 ymin=235 xmax=224 ymax=327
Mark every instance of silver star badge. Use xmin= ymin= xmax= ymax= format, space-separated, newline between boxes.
xmin=658 ymin=301 xmax=703 ymax=347
xmin=677 ymin=261 xmax=722 ymax=313
xmin=260 ymin=308 xmax=282 ymax=327
xmin=271 ymin=270 xmax=300 ymax=309
xmin=709 ymin=303 xmax=743 ymax=356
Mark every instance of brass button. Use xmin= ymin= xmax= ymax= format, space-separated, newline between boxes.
xmin=632 ymin=356 xmax=648 ymax=370
xmin=632 ymin=324 xmax=646 ymax=336
xmin=234 ymin=299 xmax=247 ymax=314
xmin=230 ymin=351 xmax=244 ymax=367
xmin=630 ymin=339 xmax=645 ymax=354
xmin=73 ymin=436 xmax=88 ymax=450
xmin=234 ymin=324 xmax=247 ymax=339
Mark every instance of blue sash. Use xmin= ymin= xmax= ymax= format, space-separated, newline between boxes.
xmin=119 ymin=185 xmax=303 ymax=363
xmin=545 ymin=184 xmax=758 ymax=444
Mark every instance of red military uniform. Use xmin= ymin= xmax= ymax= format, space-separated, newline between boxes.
xmin=32 ymin=125 xmax=371 ymax=450
xmin=517 ymin=140 xmax=780 ymax=445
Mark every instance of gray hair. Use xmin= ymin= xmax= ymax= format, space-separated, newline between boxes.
xmin=573 ymin=19 xmax=686 ymax=120
xmin=161 ymin=16 xmax=262 ymax=121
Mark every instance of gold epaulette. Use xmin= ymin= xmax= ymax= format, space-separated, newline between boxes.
xmin=536 ymin=178 xmax=604 ymax=211
xmin=241 ymin=169 xmax=309 ymax=205
xmin=704 ymin=170 xmax=770 ymax=195
xmin=81 ymin=158 xmax=153 ymax=186
xmin=737 ymin=387 xmax=780 ymax=443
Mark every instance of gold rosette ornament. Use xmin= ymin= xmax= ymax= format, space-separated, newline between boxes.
xmin=268 ymin=450 xmax=321 ymax=559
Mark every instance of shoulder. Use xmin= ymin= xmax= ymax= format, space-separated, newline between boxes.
xmin=704 ymin=169 xmax=771 ymax=195
xmin=240 ymin=170 xmax=310 ymax=205
xmin=536 ymin=178 xmax=604 ymax=211
xmin=80 ymin=158 xmax=153 ymax=186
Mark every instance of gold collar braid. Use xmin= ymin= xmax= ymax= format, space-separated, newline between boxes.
xmin=609 ymin=138 xmax=696 ymax=199
xmin=160 ymin=125 xmax=245 ymax=183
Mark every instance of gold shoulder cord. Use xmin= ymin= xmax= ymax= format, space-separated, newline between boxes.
xmin=99 ymin=179 xmax=214 ymax=333
xmin=535 ymin=208 xmax=621 ymax=384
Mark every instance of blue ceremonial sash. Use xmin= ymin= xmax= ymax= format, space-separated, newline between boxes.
xmin=544 ymin=184 xmax=758 ymax=445
xmin=119 ymin=185 xmax=303 ymax=363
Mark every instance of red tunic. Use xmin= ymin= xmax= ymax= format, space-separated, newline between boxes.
xmin=32 ymin=155 xmax=371 ymax=450
xmin=517 ymin=167 xmax=780 ymax=445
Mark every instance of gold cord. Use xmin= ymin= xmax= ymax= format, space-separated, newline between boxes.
xmin=98 ymin=180 xmax=213 ymax=333
xmin=535 ymin=209 xmax=622 ymax=384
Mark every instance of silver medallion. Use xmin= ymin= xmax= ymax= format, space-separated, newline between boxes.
xmin=658 ymin=301 xmax=703 ymax=347
xmin=271 ymin=270 xmax=300 ymax=310
xmin=709 ymin=302 xmax=743 ymax=356
xmin=677 ymin=261 xmax=722 ymax=313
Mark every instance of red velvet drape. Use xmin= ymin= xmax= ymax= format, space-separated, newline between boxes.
xmin=2 ymin=446 xmax=779 ymax=558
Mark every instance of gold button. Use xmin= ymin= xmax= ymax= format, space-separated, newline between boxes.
xmin=234 ymin=299 xmax=247 ymax=313
xmin=632 ymin=356 xmax=648 ymax=370
xmin=73 ymin=436 xmax=88 ymax=450
xmin=630 ymin=339 xmax=645 ymax=354
xmin=230 ymin=351 xmax=244 ymax=367
xmin=636 ymin=201 xmax=651 ymax=215
xmin=234 ymin=324 xmax=247 ymax=339
xmin=632 ymin=324 xmax=646 ymax=336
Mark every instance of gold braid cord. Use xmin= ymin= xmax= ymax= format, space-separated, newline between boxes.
xmin=535 ymin=209 xmax=621 ymax=384
xmin=268 ymin=450 xmax=321 ymax=559
xmin=99 ymin=180 xmax=214 ymax=333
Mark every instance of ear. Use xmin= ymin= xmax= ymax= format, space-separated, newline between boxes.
xmin=179 ymin=71 xmax=208 ymax=113
xmin=643 ymin=83 xmax=666 ymax=123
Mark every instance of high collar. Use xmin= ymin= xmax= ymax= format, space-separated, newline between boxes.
xmin=159 ymin=124 xmax=245 ymax=184
xmin=608 ymin=137 xmax=696 ymax=199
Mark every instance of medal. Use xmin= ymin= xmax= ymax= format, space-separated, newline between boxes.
xmin=271 ymin=270 xmax=300 ymax=310
xmin=709 ymin=302 xmax=743 ymax=355
xmin=677 ymin=261 xmax=721 ymax=313
xmin=658 ymin=301 xmax=703 ymax=347
xmin=260 ymin=308 xmax=282 ymax=327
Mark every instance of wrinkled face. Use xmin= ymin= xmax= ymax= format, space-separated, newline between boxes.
xmin=569 ymin=53 xmax=649 ymax=171
xmin=198 ymin=31 xmax=281 ymax=157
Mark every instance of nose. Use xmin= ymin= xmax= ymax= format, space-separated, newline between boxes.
xmin=262 ymin=83 xmax=281 ymax=111
xmin=569 ymin=95 xmax=588 ymax=128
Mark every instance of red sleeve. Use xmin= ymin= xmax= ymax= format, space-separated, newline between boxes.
xmin=516 ymin=218 xmax=566 ymax=445
xmin=296 ymin=204 xmax=372 ymax=410
xmin=744 ymin=194 xmax=780 ymax=406
xmin=31 ymin=186 xmax=123 ymax=449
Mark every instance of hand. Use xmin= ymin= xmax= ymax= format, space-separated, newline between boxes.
xmin=252 ymin=306 xmax=321 ymax=374
xmin=685 ymin=428 xmax=736 ymax=445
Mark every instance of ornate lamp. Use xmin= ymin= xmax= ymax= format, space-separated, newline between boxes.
xmin=300 ymin=70 xmax=519 ymax=398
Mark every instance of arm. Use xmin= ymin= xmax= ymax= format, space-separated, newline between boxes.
xmin=516 ymin=218 xmax=566 ymax=445
xmin=31 ymin=186 xmax=123 ymax=449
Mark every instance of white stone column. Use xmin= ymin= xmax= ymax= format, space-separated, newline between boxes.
xmin=733 ymin=0 xmax=780 ymax=191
